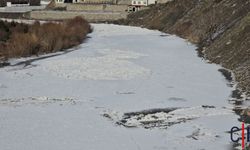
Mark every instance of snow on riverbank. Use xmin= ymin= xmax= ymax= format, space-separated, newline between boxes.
xmin=0 ymin=24 xmax=238 ymax=150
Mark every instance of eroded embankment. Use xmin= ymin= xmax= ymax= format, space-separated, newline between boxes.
xmin=115 ymin=0 xmax=250 ymax=97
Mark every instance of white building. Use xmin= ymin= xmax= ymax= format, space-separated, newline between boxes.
xmin=55 ymin=0 xmax=78 ymax=3
xmin=127 ymin=0 xmax=156 ymax=12
xmin=55 ymin=0 xmax=63 ymax=3
xmin=131 ymin=0 xmax=156 ymax=6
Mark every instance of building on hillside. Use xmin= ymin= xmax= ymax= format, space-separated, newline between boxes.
xmin=128 ymin=0 xmax=156 ymax=12
xmin=56 ymin=0 xmax=78 ymax=3
xmin=0 ymin=0 xmax=41 ymax=6
xmin=131 ymin=0 xmax=156 ymax=6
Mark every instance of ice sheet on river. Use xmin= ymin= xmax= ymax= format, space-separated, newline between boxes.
xmin=0 ymin=24 xmax=238 ymax=150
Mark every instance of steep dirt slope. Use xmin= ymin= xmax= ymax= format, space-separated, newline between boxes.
xmin=117 ymin=0 xmax=250 ymax=96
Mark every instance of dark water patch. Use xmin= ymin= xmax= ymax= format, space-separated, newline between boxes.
xmin=123 ymin=107 xmax=179 ymax=118
xmin=201 ymin=105 xmax=216 ymax=109
xmin=159 ymin=34 xmax=169 ymax=37
xmin=0 ymin=62 xmax=10 ymax=68
xmin=218 ymin=68 xmax=233 ymax=86
xmin=231 ymin=89 xmax=243 ymax=100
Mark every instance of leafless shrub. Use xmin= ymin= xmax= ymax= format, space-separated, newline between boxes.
xmin=0 ymin=16 xmax=91 ymax=60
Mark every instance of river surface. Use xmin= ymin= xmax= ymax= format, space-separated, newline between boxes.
xmin=0 ymin=24 xmax=239 ymax=150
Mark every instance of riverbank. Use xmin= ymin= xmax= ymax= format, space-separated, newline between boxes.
xmin=114 ymin=0 xmax=250 ymax=97
xmin=0 ymin=16 xmax=91 ymax=64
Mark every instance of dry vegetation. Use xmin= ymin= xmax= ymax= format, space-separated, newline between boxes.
xmin=0 ymin=16 xmax=91 ymax=61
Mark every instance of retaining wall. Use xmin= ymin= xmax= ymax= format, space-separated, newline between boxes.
xmin=0 ymin=12 xmax=29 ymax=19
xmin=29 ymin=10 xmax=127 ymax=22
xmin=65 ymin=3 xmax=128 ymax=12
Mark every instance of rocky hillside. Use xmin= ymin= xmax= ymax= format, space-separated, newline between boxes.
xmin=116 ymin=0 xmax=250 ymax=96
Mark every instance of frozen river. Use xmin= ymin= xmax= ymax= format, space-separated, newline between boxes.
xmin=0 ymin=24 xmax=239 ymax=150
